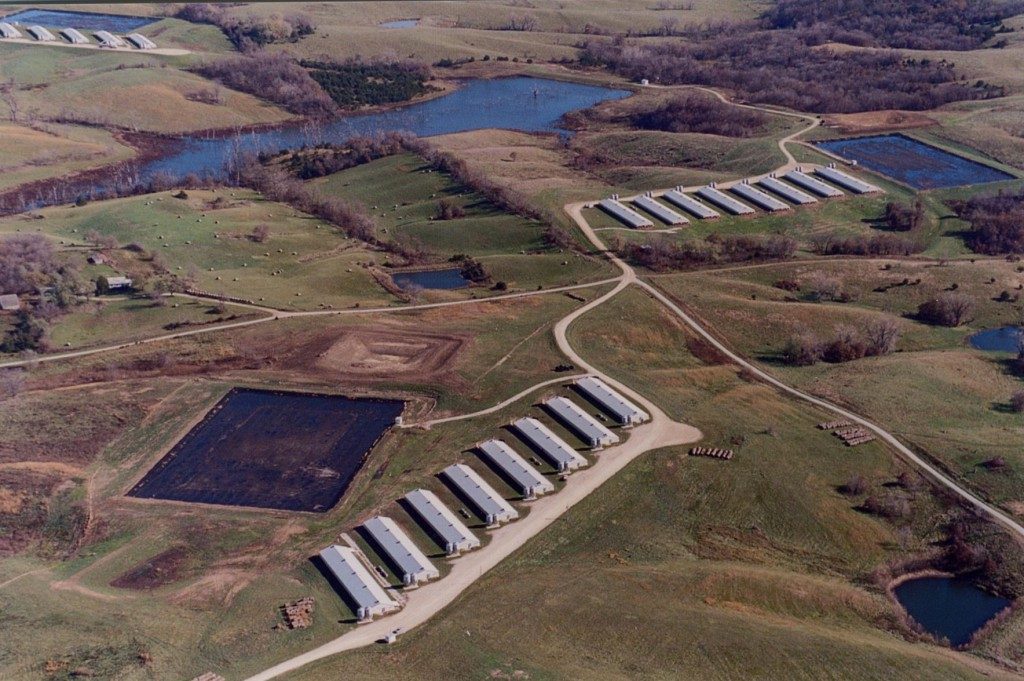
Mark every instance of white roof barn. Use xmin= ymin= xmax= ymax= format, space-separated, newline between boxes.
xmin=318 ymin=545 xmax=399 ymax=621
xmin=0 ymin=294 xmax=20 ymax=311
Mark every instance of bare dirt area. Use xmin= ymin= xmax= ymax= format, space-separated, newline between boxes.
xmin=822 ymin=110 xmax=938 ymax=134
xmin=315 ymin=329 xmax=465 ymax=378
xmin=110 ymin=545 xmax=191 ymax=591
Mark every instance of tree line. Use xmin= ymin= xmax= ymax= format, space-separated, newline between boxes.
xmin=616 ymin=233 xmax=796 ymax=270
xmin=763 ymin=0 xmax=1020 ymax=51
xmin=629 ymin=92 xmax=767 ymax=137
xmin=172 ymin=4 xmax=315 ymax=50
xmin=581 ymin=32 xmax=1004 ymax=114
xmin=948 ymin=189 xmax=1024 ymax=254
xmin=300 ymin=59 xmax=432 ymax=109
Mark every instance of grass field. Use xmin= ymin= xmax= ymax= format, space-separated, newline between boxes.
xmin=0 ymin=41 xmax=290 ymax=134
xmin=650 ymin=258 xmax=1024 ymax=507
xmin=311 ymin=152 xmax=617 ymax=288
xmin=0 ymin=122 xmax=135 ymax=193
xmin=0 ymin=189 xmax=398 ymax=312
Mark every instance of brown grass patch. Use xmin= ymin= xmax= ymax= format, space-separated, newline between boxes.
xmin=823 ymin=110 xmax=938 ymax=134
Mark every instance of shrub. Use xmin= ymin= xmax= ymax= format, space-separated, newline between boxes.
xmin=916 ymin=292 xmax=974 ymax=327
xmin=782 ymin=332 xmax=821 ymax=366
xmin=1011 ymin=391 xmax=1024 ymax=413
xmin=839 ymin=474 xmax=868 ymax=496
xmin=434 ymin=199 xmax=466 ymax=220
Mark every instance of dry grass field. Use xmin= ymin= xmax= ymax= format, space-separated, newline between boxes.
xmin=0 ymin=122 xmax=135 ymax=193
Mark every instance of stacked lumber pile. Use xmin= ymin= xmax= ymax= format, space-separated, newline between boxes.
xmin=191 ymin=674 xmax=225 ymax=681
xmin=817 ymin=420 xmax=852 ymax=430
xmin=281 ymin=596 xmax=315 ymax=629
xmin=689 ymin=446 xmax=733 ymax=460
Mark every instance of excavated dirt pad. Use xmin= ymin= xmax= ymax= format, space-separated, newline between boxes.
xmin=110 ymin=545 xmax=190 ymax=590
xmin=315 ymin=329 xmax=465 ymax=378
xmin=823 ymin=110 xmax=937 ymax=134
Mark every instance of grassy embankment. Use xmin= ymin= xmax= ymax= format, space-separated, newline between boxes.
xmin=652 ymin=259 xmax=1024 ymax=507
xmin=311 ymin=151 xmax=618 ymax=288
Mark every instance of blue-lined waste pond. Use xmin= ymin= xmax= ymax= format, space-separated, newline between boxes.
xmin=0 ymin=8 xmax=157 ymax=32
xmin=815 ymin=134 xmax=1015 ymax=189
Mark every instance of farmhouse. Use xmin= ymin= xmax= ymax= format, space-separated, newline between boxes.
xmin=403 ymin=488 xmax=479 ymax=555
xmin=0 ymin=22 xmax=21 ymax=39
xmin=361 ymin=516 xmax=439 ymax=586
xmin=598 ymin=197 xmax=654 ymax=229
xmin=318 ymin=544 xmax=399 ymax=621
xmin=441 ymin=463 xmax=518 ymax=526
xmin=511 ymin=417 xmax=588 ymax=471
xmin=477 ymin=439 xmax=554 ymax=499
xmin=574 ymin=376 xmax=650 ymax=426
xmin=543 ymin=397 xmax=619 ymax=449
xmin=663 ymin=189 xmax=720 ymax=219
xmin=0 ymin=294 xmax=20 ymax=312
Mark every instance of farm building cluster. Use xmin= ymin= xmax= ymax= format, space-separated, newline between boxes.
xmin=0 ymin=19 xmax=155 ymax=48
xmin=316 ymin=376 xmax=650 ymax=623
xmin=596 ymin=164 xmax=881 ymax=229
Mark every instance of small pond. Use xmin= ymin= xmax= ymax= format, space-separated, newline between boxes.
xmin=1 ymin=8 xmax=157 ymax=32
xmin=814 ymin=134 xmax=1015 ymax=189
xmin=392 ymin=268 xmax=470 ymax=290
xmin=894 ymin=575 xmax=1011 ymax=647
xmin=381 ymin=19 xmax=420 ymax=29
xmin=969 ymin=326 xmax=1022 ymax=353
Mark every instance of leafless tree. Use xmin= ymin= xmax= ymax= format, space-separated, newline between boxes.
xmin=864 ymin=317 xmax=901 ymax=355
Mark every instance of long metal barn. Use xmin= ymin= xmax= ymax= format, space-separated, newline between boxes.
xmin=27 ymin=25 xmax=56 ymax=41
xmin=0 ymin=22 xmax=22 ymax=39
xmin=361 ymin=516 xmax=439 ymax=586
xmin=783 ymin=169 xmax=844 ymax=197
xmin=319 ymin=545 xmax=400 ymax=621
xmin=731 ymin=182 xmax=790 ymax=212
xmin=403 ymin=488 xmax=480 ymax=555
xmin=815 ymin=165 xmax=881 ymax=194
xmin=758 ymin=176 xmax=817 ymax=205
xmin=543 ymin=397 xmax=620 ymax=449
xmin=511 ymin=417 xmax=589 ymax=471
xmin=575 ymin=376 xmax=650 ymax=426
xmin=61 ymin=28 xmax=89 ymax=44
xmin=633 ymin=195 xmax=688 ymax=225
xmin=95 ymin=30 xmax=125 ymax=48
xmin=598 ymin=198 xmax=654 ymax=229
xmin=441 ymin=464 xmax=519 ymax=525
xmin=477 ymin=439 xmax=554 ymax=498
xmin=663 ymin=189 xmax=720 ymax=219
xmin=696 ymin=186 xmax=755 ymax=215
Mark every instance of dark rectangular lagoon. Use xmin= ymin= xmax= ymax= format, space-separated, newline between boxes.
xmin=1 ymin=8 xmax=157 ymax=32
xmin=128 ymin=388 xmax=403 ymax=512
xmin=393 ymin=268 xmax=470 ymax=290
xmin=815 ymin=134 xmax=1015 ymax=189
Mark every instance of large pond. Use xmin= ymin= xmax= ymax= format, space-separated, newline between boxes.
xmin=393 ymin=268 xmax=470 ymax=290
xmin=0 ymin=8 xmax=157 ymax=32
xmin=815 ymin=134 xmax=1015 ymax=189
xmin=894 ymin=576 xmax=1011 ymax=647
xmin=969 ymin=326 xmax=1022 ymax=353
xmin=144 ymin=76 xmax=629 ymax=184
xmin=6 ymin=76 xmax=629 ymax=211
